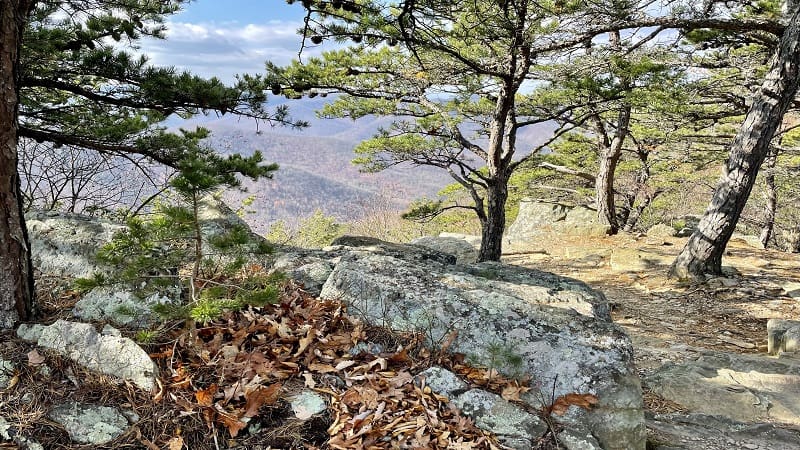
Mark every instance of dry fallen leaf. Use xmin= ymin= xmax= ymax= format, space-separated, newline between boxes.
xmin=243 ymin=382 xmax=282 ymax=418
xmin=195 ymin=384 xmax=218 ymax=407
xmin=294 ymin=328 xmax=315 ymax=357
xmin=27 ymin=349 xmax=45 ymax=366
xmin=167 ymin=436 xmax=184 ymax=450
xmin=217 ymin=410 xmax=247 ymax=437
xmin=302 ymin=372 xmax=317 ymax=388
xmin=548 ymin=393 xmax=599 ymax=416
xmin=500 ymin=384 xmax=529 ymax=402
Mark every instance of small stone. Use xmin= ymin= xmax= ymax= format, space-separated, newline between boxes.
xmin=290 ymin=390 xmax=327 ymax=420
xmin=452 ymin=389 xmax=546 ymax=444
xmin=415 ymin=367 xmax=468 ymax=399
xmin=0 ymin=358 xmax=13 ymax=389
xmin=348 ymin=342 xmax=385 ymax=356
xmin=17 ymin=320 xmax=157 ymax=390
xmin=48 ymin=402 xmax=129 ymax=445
xmin=0 ymin=416 xmax=12 ymax=440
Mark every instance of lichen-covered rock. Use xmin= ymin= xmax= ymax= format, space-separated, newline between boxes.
xmin=0 ymin=358 xmax=13 ymax=389
xmin=16 ymin=320 xmax=157 ymax=391
xmin=290 ymin=390 xmax=327 ymax=420
xmin=72 ymin=286 xmax=174 ymax=328
xmin=415 ymin=366 xmax=468 ymax=399
xmin=196 ymin=195 xmax=271 ymax=254
xmin=272 ymin=252 xmax=335 ymax=296
xmin=558 ymin=428 xmax=603 ymax=450
xmin=26 ymin=210 xmax=124 ymax=278
xmin=48 ymin=402 xmax=130 ymax=445
xmin=319 ymin=242 xmax=645 ymax=449
xmin=646 ymin=351 xmax=800 ymax=425
xmin=330 ymin=235 xmax=456 ymax=265
xmin=410 ymin=235 xmax=479 ymax=264
xmin=0 ymin=416 xmax=10 ymax=440
xmin=647 ymin=413 xmax=800 ymax=450
xmin=452 ymin=389 xmax=547 ymax=449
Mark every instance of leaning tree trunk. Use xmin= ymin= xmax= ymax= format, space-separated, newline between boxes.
xmin=759 ymin=145 xmax=779 ymax=248
xmin=478 ymin=177 xmax=509 ymax=262
xmin=0 ymin=0 xmax=35 ymax=329
xmin=671 ymin=8 xmax=800 ymax=279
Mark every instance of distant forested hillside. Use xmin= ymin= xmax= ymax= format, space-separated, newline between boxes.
xmin=182 ymin=96 xmax=556 ymax=231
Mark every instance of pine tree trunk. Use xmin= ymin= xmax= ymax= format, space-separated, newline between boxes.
xmin=759 ymin=146 xmax=778 ymax=248
xmin=478 ymin=178 xmax=508 ymax=262
xmin=595 ymin=106 xmax=631 ymax=234
xmin=0 ymin=1 xmax=35 ymax=329
xmin=671 ymin=9 xmax=800 ymax=279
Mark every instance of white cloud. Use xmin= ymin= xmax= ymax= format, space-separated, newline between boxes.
xmin=138 ymin=19 xmax=322 ymax=82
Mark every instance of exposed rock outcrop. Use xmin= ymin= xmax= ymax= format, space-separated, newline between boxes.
xmin=317 ymin=237 xmax=645 ymax=449
xmin=410 ymin=234 xmax=480 ymax=264
xmin=26 ymin=210 xmax=124 ymax=279
xmin=645 ymin=350 xmax=800 ymax=426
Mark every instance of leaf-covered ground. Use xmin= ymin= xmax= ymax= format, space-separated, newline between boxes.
xmin=1 ymin=278 xmax=596 ymax=449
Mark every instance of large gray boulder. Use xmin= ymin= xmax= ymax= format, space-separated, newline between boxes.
xmin=26 ymin=211 xmax=124 ymax=278
xmin=646 ymin=351 xmax=800 ymax=426
xmin=16 ymin=320 xmax=157 ymax=391
xmin=506 ymin=200 xmax=569 ymax=238
xmin=318 ymin=239 xmax=645 ymax=449
xmin=506 ymin=200 xmax=609 ymax=246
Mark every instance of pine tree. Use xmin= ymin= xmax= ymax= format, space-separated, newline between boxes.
xmin=0 ymin=1 xmax=303 ymax=329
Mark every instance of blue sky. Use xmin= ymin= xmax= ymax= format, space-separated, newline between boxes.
xmin=140 ymin=1 xmax=316 ymax=82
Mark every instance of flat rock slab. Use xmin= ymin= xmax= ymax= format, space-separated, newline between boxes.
xmin=646 ymin=351 xmax=800 ymax=425
xmin=648 ymin=413 xmax=800 ymax=450
xmin=410 ymin=236 xmax=479 ymax=264
xmin=17 ymin=320 xmax=157 ymax=391
xmin=319 ymin=240 xmax=645 ymax=449
xmin=48 ymin=402 xmax=130 ymax=445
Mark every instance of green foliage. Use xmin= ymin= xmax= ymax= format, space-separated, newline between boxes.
xmin=134 ymin=330 xmax=158 ymax=344
xmin=266 ymin=210 xmax=343 ymax=248
xmin=73 ymin=273 xmax=107 ymax=293
xmin=20 ymin=1 xmax=305 ymax=171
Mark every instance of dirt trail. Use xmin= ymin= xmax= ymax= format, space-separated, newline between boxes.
xmin=504 ymin=231 xmax=800 ymax=406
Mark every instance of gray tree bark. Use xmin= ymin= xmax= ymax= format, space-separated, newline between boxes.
xmin=0 ymin=0 xmax=35 ymax=329
xmin=671 ymin=6 xmax=800 ymax=279
xmin=759 ymin=145 xmax=779 ymax=248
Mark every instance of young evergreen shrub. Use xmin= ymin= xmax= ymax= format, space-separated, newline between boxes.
xmin=80 ymin=137 xmax=285 ymax=324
